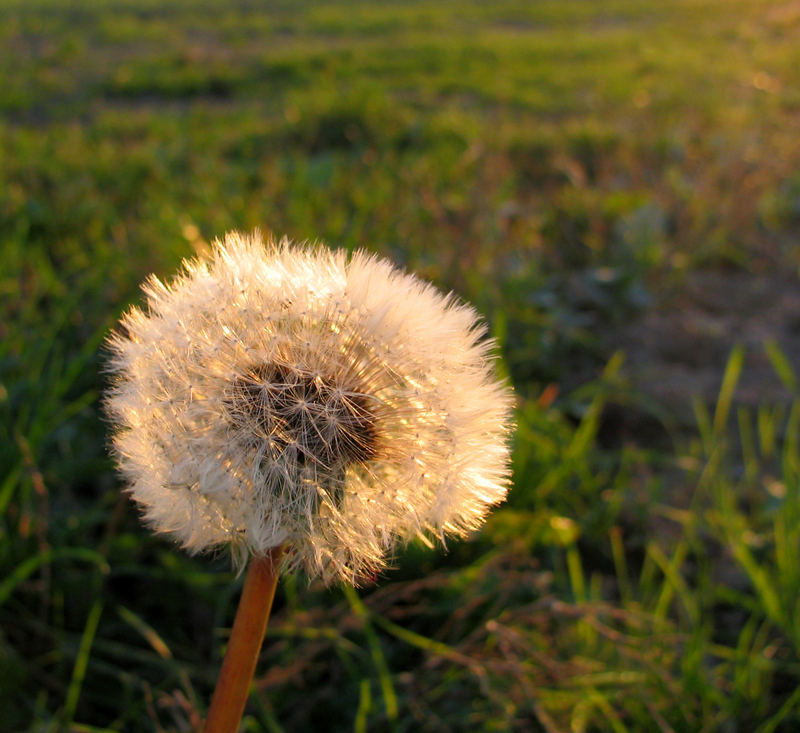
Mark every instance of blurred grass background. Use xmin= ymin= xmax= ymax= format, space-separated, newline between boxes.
xmin=3 ymin=0 xmax=800 ymax=730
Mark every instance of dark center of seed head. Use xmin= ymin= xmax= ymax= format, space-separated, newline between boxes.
xmin=228 ymin=362 xmax=379 ymax=469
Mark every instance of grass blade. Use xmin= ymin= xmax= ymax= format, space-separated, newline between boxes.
xmin=0 ymin=549 xmax=109 ymax=607
xmin=353 ymin=679 xmax=372 ymax=733
xmin=714 ymin=345 xmax=744 ymax=437
xmin=343 ymin=585 xmax=398 ymax=723
xmin=62 ymin=600 xmax=104 ymax=726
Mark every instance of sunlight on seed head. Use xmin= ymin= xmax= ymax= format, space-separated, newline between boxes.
xmin=105 ymin=231 xmax=514 ymax=585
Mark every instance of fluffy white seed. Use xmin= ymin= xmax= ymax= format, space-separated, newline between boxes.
xmin=105 ymin=231 xmax=514 ymax=584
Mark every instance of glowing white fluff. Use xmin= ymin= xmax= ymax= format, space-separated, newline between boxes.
xmin=106 ymin=231 xmax=514 ymax=584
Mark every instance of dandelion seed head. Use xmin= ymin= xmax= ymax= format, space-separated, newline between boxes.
xmin=105 ymin=231 xmax=514 ymax=584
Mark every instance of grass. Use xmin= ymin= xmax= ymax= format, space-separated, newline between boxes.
xmin=3 ymin=0 xmax=800 ymax=730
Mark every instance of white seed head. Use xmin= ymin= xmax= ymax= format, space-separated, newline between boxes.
xmin=105 ymin=231 xmax=514 ymax=584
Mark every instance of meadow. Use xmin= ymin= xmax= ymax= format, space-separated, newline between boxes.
xmin=3 ymin=0 xmax=800 ymax=730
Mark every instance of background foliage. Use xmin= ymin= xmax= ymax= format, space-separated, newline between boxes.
xmin=3 ymin=0 xmax=800 ymax=730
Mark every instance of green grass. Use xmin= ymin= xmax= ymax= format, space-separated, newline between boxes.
xmin=3 ymin=0 xmax=800 ymax=730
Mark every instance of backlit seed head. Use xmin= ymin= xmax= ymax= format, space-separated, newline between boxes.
xmin=105 ymin=231 xmax=514 ymax=584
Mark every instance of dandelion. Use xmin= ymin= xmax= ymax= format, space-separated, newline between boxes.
xmin=105 ymin=231 xmax=514 ymax=731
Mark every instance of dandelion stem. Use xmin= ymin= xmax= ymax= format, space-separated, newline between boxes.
xmin=203 ymin=545 xmax=284 ymax=733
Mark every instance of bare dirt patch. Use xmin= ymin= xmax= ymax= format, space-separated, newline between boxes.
xmin=612 ymin=270 xmax=800 ymax=424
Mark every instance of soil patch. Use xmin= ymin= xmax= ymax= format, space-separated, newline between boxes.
xmin=610 ymin=270 xmax=800 ymax=426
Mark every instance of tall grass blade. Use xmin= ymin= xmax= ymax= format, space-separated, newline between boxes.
xmin=714 ymin=345 xmax=744 ymax=437
xmin=343 ymin=585 xmax=398 ymax=723
xmin=62 ymin=599 xmax=104 ymax=726
xmin=0 ymin=549 xmax=109 ymax=607
xmin=353 ymin=679 xmax=372 ymax=733
xmin=765 ymin=339 xmax=798 ymax=394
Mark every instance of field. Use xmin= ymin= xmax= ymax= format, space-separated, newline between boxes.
xmin=3 ymin=0 xmax=800 ymax=730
